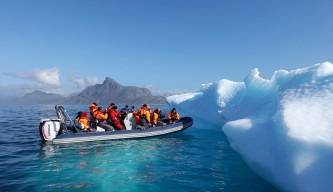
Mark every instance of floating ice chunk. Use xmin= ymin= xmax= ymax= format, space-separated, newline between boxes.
xmin=167 ymin=62 xmax=333 ymax=192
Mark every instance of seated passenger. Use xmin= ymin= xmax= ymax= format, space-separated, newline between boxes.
xmin=75 ymin=111 xmax=83 ymax=120
xmin=89 ymin=103 xmax=98 ymax=118
xmin=75 ymin=112 xmax=90 ymax=131
xmin=129 ymin=106 xmax=135 ymax=113
xmin=167 ymin=108 xmax=180 ymax=124
xmin=133 ymin=104 xmax=151 ymax=129
xmin=119 ymin=105 xmax=130 ymax=121
xmin=120 ymin=105 xmax=130 ymax=113
xmin=95 ymin=107 xmax=115 ymax=131
xmin=106 ymin=103 xmax=115 ymax=114
xmin=147 ymin=106 xmax=153 ymax=123
xmin=133 ymin=105 xmax=145 ymax=124
xmin=153 ymin=108 xmax=165 ymax=127
xmin=109 ymin=106 xmax=124 ymax=130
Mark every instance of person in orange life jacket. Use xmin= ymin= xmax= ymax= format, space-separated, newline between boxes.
xmin=133 ymin=104 xmax=151 ymax=129
xmin=89 ymin=103 xmax=98 ymax=118
xmin=153 ymin=108 xmax=165 ymax=127
xmin=147 ymin=106 xmax=152 ymax=114
xmin=133 ymin=105 xmax=145 ymax=124
xmin=95 ymin=107 xmax=114 ymax=131
xmin=146 ymin=104 xmax=152 ymax=118
xmin=108 ymin=106 xmax=124 ymax=130
xmin=167 ymin=108 xmax=180 ymax=124
xmin=147 ymin=106 xmax=153 ymax=124
xmin=75 ymin=112 xmax=91 ymax=130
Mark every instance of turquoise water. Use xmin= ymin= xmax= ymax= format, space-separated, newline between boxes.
xmin=0 ymin=105 xmax=278 ymax=191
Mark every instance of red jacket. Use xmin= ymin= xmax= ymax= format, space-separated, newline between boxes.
xmin=109 ymin=109 xmax=124 ymax=129
xmin=109 ymin=109 xmax=123 ymax=121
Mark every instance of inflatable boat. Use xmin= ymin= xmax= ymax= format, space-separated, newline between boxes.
xmin=39 ymin=105 xmax=193 ymax=144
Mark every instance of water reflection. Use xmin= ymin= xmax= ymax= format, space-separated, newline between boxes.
xmin=39 ymin=143 xmax=62 ymax=158
xmin=37 ymin=134 xmax=194 ymax=190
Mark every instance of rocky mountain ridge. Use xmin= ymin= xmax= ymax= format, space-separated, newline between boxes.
xmin=0 ymin=77 xmax=167 ymax=105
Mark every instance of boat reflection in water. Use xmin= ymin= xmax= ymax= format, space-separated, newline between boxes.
xmin=38 ymin=133 xmax=194 ymax=190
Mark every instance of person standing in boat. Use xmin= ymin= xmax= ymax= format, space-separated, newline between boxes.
xmin=153 ymin=108 xmax=165 ymax=127
xmin=109 ymin=106 xmax=124 ymax=130
xmin=133 ymin=104 xmax=151 ymax=129
xmin=95 ymin=107 xmax=115 ymax=131
xmin=167 ymin=108 xmax=180 ymax=124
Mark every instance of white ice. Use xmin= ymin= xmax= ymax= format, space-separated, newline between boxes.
xmin=167 ymin=62 xmax=333 ymax=192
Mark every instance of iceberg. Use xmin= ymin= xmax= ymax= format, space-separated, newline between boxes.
xmin=167 ymin=62 xmax=333 ymax=192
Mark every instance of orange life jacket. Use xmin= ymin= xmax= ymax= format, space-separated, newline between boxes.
xmin=141 ymin=109 xmax=150 ymax=122
xmin=167 ymin=112 xmax=180 ymax=120
xmin=133 ymin=115 xmax=140 ymax=124
xmin=153 ymin=113 xmax=159 ymax=124
xmin=95 ymin=111 xmax=107 ymax=120
xmin=76 ymin=116 xmax=90 ymax=129
xmin=89 ymin=104 xmax=97 ymax=117
xmin=133 ymin=107 xmax=150 ymax=123
xmin=89 ymin=104 xmax=97 ymax=112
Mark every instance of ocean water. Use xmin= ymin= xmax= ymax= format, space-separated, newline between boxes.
xmin=0 ymin=104 xmax=278 ymax=192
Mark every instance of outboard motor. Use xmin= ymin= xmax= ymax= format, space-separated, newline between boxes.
xmin=39 ymin=119 xmax=61 ymax=141
xmin=123 ymin=113 xmax=137 ymax=130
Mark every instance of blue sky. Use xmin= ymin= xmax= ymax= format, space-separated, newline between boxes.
xmin=1 ymin=0 xmax=333 ymax=97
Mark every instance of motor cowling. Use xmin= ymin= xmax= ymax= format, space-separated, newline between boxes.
xmin=123 ymin=113 xmax=137 ymax=130
xmin=39 ymin=119 xmax=61 ymax=141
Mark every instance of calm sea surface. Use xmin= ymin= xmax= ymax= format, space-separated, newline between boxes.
xmin=0 ymin=104 xmax=278 ymax=192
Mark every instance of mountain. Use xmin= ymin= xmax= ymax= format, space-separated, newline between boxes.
xmin=65 ymin=77 xmax=167 ymax=105
xmin=0 ymin=90 xmax=65 ymax=104
xmin=0 ymin=78 xmax=167 ymax=105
